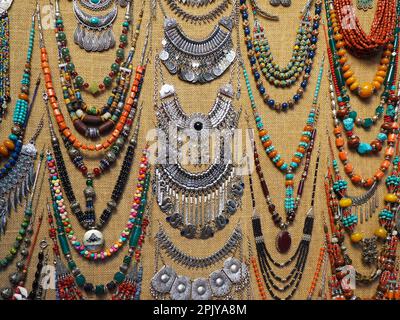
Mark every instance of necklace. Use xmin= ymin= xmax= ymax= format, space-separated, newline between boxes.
xmin=333 ymin=0 xmax=396 ymax=55
xmin=325 ymin=0 xmax=399 ymax=99
xmin=324 ymin=13 xmax=399 ymax=135
xmin=154 ymin=61 xmax=244 ymax=239
xmin=164 ymin=0 xmax=232 ymax=24
xmin=0 ymin=0 xmax=12 ymax=122
xmin=0 ymin=8 xmax=40 ymax=180
xmin=248 ymin=140 xmax=321 ymax=300
xmin=27 ymin=239 xmax=49 ymax=300
xmin=0 ymin=149 xmax=44 ymax=271
xmin=328 ymin=66 xmax=400 ymax=188
xmin=0 ymin=160 xmax=46 ymax=300
xmin=242 ymin=56 xmax=323 ymax=245
xmin=55 ymin=0 xmax=147 ymax=142
xmin=151 ymin=224 xmax=250 ymax=300
xmin=158 ymin=0 xmax=239 ymax=84
xmin=46 ymin=149 xmax=151 ymax=297
xmin=40 ymin=3 xmax=149 ymax=154
xmin=239 ymin=0 xmax=322 ymax=111
xmin=73 ymin=0 xmax=129 ymax=52
xmin=325 ymin=146 xmax=400 ymax=299
xmin=46 ymin=201 xmax=84 ymax=300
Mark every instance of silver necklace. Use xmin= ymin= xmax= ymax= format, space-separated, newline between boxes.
xmin=151 ymin=224 xmax=250 ymax=300
xmin=159 ymin=17 xmax=236 ymax=83
xmin=73 ymin=0 xmax=129 ymax=52
xmin=154 ymin=63 xmax=244 ymax=239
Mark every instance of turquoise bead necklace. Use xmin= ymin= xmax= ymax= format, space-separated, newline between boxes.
xmin=242 ymin=56 xmax=323 ymax=251
xmin=0 ymin=9 xmax=38 ymax=179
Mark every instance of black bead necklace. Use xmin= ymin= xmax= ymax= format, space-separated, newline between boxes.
xmin=248 ymin=137 xmax=320 ymax=300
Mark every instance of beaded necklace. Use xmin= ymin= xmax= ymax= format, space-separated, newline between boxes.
xmin=0 ymin=9 xmax=38 ymax=179
xmin=325 ymin=148 xmax=400 ymax=299
xmin=242 ymin=57 xmax=323 ymax=250
xmin=0 ymin=148 xmax=45 ymax=273
xmin=55 ymin=0 xmax=135 ymax=96
xmin=46 ymin=149 xmax=151 ymax=297
xmin=54 ymin=0 xmax=148 ymax=141
xmin=239 ymin=0 xmax=322 ymax=111
xmin=324 ymin=14 xmax=399 ymax=141
xmin=333 ymin=0 xmax=396 ymax=55
xmin=0 ymin=160 xmax=46 ymax=300
xmin=0 ymin=0 xmax=12 ymax=122
xmin=248 ymin=139 xmax=321 ymax=299
xmin=39 ymin=5 xmax=149 ymax=158
xmin=328 ymin=65 xmax=400 ymax=188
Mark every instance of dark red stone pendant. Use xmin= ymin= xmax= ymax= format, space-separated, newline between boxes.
xmin=276 ymin=231 xmax=291 ymax=253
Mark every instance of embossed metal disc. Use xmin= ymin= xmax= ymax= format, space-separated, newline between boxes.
xmin=0 ymin=0 xmax=13 ymax=13
xmin=223 ymin=257 xmax=247 ymax=284
xmin=159 ymin=50 xmax=169 ymax=61
xmin=151 ymin=266 xmax=177 ymax=293
xmin=191 ymin=278 xmax=212 ymax=300
xmin=209 ymin=270 xmax=232 ymax=297
xmin=170 ymin=275 xmax=192 ymax=300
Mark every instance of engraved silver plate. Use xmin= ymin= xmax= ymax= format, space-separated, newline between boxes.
xmin=151 ymin=265 xmax=177 ymax=293
xmin=191 ymin=278 xmax=212 ymax=300
xmin=209 ymin=270 xmax=232 ymax=297
xmin=170 ymin=275 xmax=191 ymax=300
xmin=0 ymin=0 xmax=13 ymax=13
xmin=223 ymin=257 xmax=248 ymax=284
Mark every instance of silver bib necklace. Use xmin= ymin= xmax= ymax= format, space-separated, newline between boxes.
xmin=154 ymin=80 xmax=244 ymax=239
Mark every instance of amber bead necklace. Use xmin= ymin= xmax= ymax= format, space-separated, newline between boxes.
xmin=326 ymin=0 xmax=398 ymax=99
xmin=324 ymin=11 xmax=399 ymax=140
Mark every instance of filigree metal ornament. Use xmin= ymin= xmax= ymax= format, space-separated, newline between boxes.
xmin=0 ymin=143 xmax=37 ymax=234
xmin=159 ymin=17 xmax=236 ymax=83
xmin=357 ymin=0 xmax=373 ymax=10
xmin=79 ymin=0 xmax=113 ymax=11
xmin=73 ymin=0 xmax=118 ymax=52
xmin=155 ymin=83 xmax=244 ymax=239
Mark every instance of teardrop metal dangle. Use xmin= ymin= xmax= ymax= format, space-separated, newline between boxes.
xmin=73 ymin=0 xmax=119 ymax=52
xmin=155 ymin=83 xmax=244 ymax=239
xmin=357 ymin=0 xmax=373 ymax=10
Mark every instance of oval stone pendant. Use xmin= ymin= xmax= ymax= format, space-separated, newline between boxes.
xmin=276 ymin=231 xmax=291 ymax=253
xmin=83 ymin=229 xmax=105 ymax=252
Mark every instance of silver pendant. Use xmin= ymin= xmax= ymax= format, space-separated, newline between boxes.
xmin=82 ymin=229 xmax=104 ymax=252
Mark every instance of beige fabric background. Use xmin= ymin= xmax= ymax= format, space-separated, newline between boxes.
xmin=0 ymin=0 xmax=397 ymax=300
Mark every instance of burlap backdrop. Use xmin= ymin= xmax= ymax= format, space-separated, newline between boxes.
xmin=0 ymin=0 xmax=396 ymax=300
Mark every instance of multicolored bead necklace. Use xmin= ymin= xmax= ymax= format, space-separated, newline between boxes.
xmin=239 ymin=0 xmax=322 ymax=111
xmin=242 ymin=56 xmax=323 ymax=251
xmin=248 ymin=140 xmax=321 ymax=299
xmin=327 ymin=65 xmax=400 ymax=188
xmin=55 ymin=0 xmax=136 ymax=97
xmin=0 ymin=1 xmax=12 ymax=122
xmin=0 ymin=9 xmax=37 ymax=179
xmin=325 ymin=0 xmax=399 ymax=99
xmin=325 ymin=143 xmax=400 ymax=299
xmin=39 ymin=1 xmax=149 ymax=154
xmin=54 ymin=0 xmax=147 ymax=140
xmin=46 ymin=149 xmax=151 ymax=297
xmin=324 ymin=11 xmax=399 ymax=138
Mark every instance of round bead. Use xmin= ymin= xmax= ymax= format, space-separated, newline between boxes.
xmin=358 ymin=82 xmax=374 ymax=98
xmin=350 ymin=232 xmax=363 ymax=243
xmin=339 ymin=198 xmax=352 ymax=208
